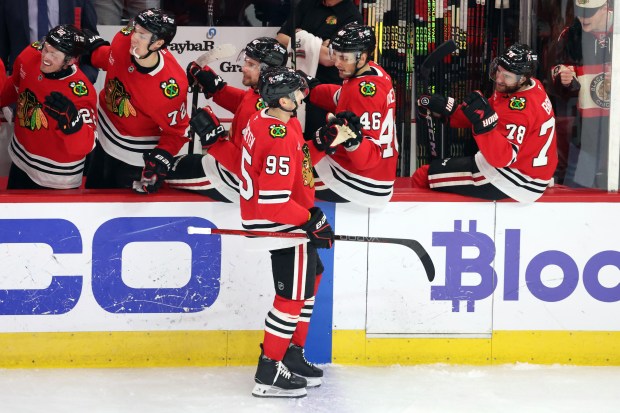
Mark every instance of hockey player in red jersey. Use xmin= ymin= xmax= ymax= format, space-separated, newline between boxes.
xmin=413 ymin=43 xmax=558 ymax=202
xmin=305 ymin=23 xmax=398 ymax=208
xmin=242 ymin=67 xmax=334 ymax=398
xmin=0 ymin=25 xmax=97 ymax=189
xmin=165 ymin=37 xmax=288 ymax=202
xmin=82 ymin=8 xmax=189 ymax=193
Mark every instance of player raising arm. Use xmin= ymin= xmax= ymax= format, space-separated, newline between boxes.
xmin=305 ymin=23 xmax=398 ymax=208
xmin=165 ymin=37 xmax=288 ymax=202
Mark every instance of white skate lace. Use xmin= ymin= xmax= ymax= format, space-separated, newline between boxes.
xmin=300 ymin=348 xmax=314 ymax=368
xmin=276 ymin=361 xmax=293 ymax=380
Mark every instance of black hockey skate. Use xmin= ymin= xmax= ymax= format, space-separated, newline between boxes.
xmin=252 ymin=346 xmax=307 ymax=398
xmin=283 ymin=344 xmax=323 ymax=388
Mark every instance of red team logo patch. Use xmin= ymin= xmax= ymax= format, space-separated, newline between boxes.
xmin=509 ymin=97 xmax=526 ymax=111
xmin=255 ymin=98 xmax=266 ymax=110
xmin=160 ymin=79 xmax=180 ymax=99
xmin=269 ymin=124 xmax=287 ymax=139
xmin=359 ymin=81 xmax=377 ymax=97
xmin=17 ymin=89 xmax=48 ymax=131
xmin=70 ymin=80 xmax=89 ymax=97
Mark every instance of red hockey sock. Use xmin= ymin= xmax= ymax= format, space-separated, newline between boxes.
xmin=262 ymin=295 xmax=305 ymax=361
xmin=411 ymin=164 xmax=430 ymax=188
xmin=291 ymin=273 xmax=322 ymax=347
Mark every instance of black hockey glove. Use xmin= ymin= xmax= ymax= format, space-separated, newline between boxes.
xmin=417 ymin=94 xmax=457 ymax=117
xmin=82 ymin=29 xmax=109 ymax=53
xmin=190 ymin=106 xmax=227 ymax=149
xmin=312 ymin=115 xmax=346 ymax=155
xmin=461 ymin=91 xmax=498 ymax=135
xmin=137 ymin=148 xmax=174 ymax=194
xmin=44 ymin=92 xmax=83 ymax=134
xmin=186 ymin=62 xmax=226 ymax=99
xmin=301 ymin=207 xmax=335 ymax=249
xmin=335 ymin=111 xmax=363 ymax=149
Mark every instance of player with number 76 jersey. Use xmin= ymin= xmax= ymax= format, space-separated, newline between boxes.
xmin=306 ymin=23 xmax=398 ymax=208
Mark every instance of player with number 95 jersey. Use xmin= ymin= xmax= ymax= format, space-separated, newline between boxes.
xmin=306 ymin=23 xmax=398 ymax=208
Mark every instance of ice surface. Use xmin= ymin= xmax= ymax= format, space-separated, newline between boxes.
xmin=0 ymin=364 xmax=618 ymax=413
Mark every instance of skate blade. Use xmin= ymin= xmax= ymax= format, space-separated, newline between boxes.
xmin=305 ymin=377 xmax=322 ymax=388
xmin=251 ymin=384 xmax=307 ymax=398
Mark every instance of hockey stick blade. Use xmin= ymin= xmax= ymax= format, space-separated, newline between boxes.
xmin=187 ymin=226 xmax=435 ymax=282
xmin=196 ymin=43 xmax=237 ymax=67
xmin=420 ymin=39 xmax=457 ymax=85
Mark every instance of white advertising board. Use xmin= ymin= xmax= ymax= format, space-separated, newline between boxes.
xmin=0 ymin=201 xmax=274 ymax=332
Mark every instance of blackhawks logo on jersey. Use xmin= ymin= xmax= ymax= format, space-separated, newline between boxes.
xmin=105 ymin=77 xmax=137 ymax=118
xmin=17 ymin=89 xmax=48 ymax=131
xmin=121 ymin=25 xmax=133 ymax=35
xmin=509 ymin=97 xmax=526 ymax=111
xmin=161 ymin=78 xmax=180 ymax=99
xmin=359 ymin=81 xmax=377 ymax=97
xmin=255 ymin=98 xmax=266 ymax=110
xmin=269 ymin=124 xmax=287 ymax=139
xmin=70 ymin=80 xmax=89 ymax=97
xmin=301 ymin=144 xmax=314 ymax=188
xmin=589 ymin=72 xmax=611 ymax=109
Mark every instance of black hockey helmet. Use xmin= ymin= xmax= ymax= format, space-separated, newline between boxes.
xmin=329 ymin=23 xmax=376 ymax=57
xmin=134 ymin=8 xmax=177 ymax=47
xmin=493 ymin=43 xmax=537 ymax=77
xmin=258 ymin=66 xmax=308 ymax=108
xmin=45 ymin=25 xmax=86 ymax=58
xmin=243 ymin=37 xmax=288 ymax=68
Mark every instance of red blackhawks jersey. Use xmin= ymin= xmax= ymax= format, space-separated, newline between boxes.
xmin=167 ymin=84 xmax=265 ymax=202
xmin=91 ymin=27 xmax=189 ymax=166
xmin=0 ymin=44 xmax=97 ymax=188
xmin=309 ymin=61 xmax=398 ymax=208
xmin=205 ymin=85 xmax=265 ymax=177
xmin=450 ymin=78 xmax=557 ymax=202
xmin=240 ymin=109 xmax=315 ymax=250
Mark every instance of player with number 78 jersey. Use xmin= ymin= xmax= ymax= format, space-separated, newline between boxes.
xmin=413 ymin=43 xmax=557 ymax=202
xmin=306 ymin=23 xmax=398 ymax=208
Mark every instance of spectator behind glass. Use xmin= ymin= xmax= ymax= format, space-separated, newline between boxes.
xmin=0 ymin=0 xmax=99 ymax=83
xmin=276 ymin=0 xmax=362 ymax=140
xmin=550 ymin=0 xmax=613 ymax=189
xmin=95 ymin=0 xmax=160 ymax=25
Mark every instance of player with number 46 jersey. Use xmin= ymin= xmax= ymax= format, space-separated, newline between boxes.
xmin=413 ymin=43 xmax=557 ymax=202
xmin=305 ymin=23 xmax=398 ymax=208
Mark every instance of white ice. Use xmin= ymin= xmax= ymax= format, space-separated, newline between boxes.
xmin=1 ymin=364 xmax=619 ymax=413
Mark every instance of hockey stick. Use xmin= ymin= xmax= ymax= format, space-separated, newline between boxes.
xmin=188 ymin=44 xmax=237 ymax=155
xmin=290 ymin=0 xmax=296 ymax=70
xmin=187 ymin=226 xmax=435 ymax=282
xmin=418 ymin=39 xmax=457 ymax=159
